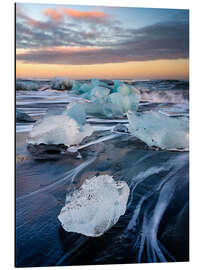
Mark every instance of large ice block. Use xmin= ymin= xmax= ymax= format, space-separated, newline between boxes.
xmin=127 ymin=111 xmax=189 ymax=150
xmin=64 ymin=102 xmax=86 ymax=126
xmin=58 ymin=175 xmax=130 ymax=237
xmin=84 ymin=102 xmax=124 ymax=118
xmin=70 ymin=80 xmax=82 ymax=94
xmin=28 ymin=114 xmax=93 ymax=147
xmin=113 ymin=80 xmax=123 ymax=92
xmin=79 ymin=83 xmax=92 ymax=94
xmin=108 ymin=92 xmax=140 ymax=113
xmin=117 ymin=83 xmax=132 ymax=96
xmin=90 ymin=86 xmax=110 ymax=103
xmin=91 ymin=78 xmax=112 ymax=89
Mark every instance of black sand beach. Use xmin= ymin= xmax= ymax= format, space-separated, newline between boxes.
xmin=16 ymin=80 xmax=189 ymax=266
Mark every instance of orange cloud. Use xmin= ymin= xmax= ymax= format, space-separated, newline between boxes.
xmin=62 ymin=8 xmax=109 ymax=22
xmin=44 ymin=8 xmax=63 ymax=21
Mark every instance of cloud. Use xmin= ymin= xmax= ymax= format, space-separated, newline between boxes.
xmin=16 ymin=5 xmax=114 ymax=46
xmin=16 ymin=6 xmax=62 ymax=30
xmin=16 ymin=20 xmax=189 ymax=65
xmin=43 ymin=8 xmax=64 ymax=21
xmin=62 ymin=8 xmax=109 ymax=23
xmin=16 ymin=4 xmax=189 ymax=65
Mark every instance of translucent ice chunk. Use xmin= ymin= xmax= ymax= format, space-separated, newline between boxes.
xmin=113 ymin=80 xmax=123 ymax=91
xmin=52 ymin=77 xmax=73 ymax=90
xmin=91 ymin=78 xmax=101 ymax=87
xmin=108 ymin=92 xmax=140 ymax=112
xmin=79 ymin=83 xmax=92 ymax=94
xmin=127 ymin=111 xmax=189 ymax=150
xmin=63 ymin=102 xmax=86 ymax=126
xmin=108 ymin=93 xmax=124 ymax=110
xmin=91 ymin=78 xmax=111 ymax=89
xmin=28 ymin=114 xmax=93 ymax=147
xmin=102 ymin=103 xmax=124 ymax=118
xmin=16 ymin=81 xmax=27 ymax=91
xmin=16 ymin=81 xmax=40 ymax=91
xmin=16 ymin=109 xmax=35 ymax=122
xmin=84 ymin=102 xmax=123 ymax=118
xmin=58 ymin=175 xmax=130 ymax=237
xmin=81 ymin=90 xmax=92 ymax=100
xmin=117 ymin=83 xmax=132 ymax=96
xmin=90 ymin=86 xmax=110 ymax=103
xmin=70 ymin=80 xmax=82 ymax=94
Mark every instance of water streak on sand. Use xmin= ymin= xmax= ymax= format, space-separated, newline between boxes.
xmin=17 ymin=156 xmax=96 ymax=203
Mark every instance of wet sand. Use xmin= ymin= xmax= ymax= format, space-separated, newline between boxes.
xmin=16 ymin=128 xmax=189 ymax=266
xmin=15 ymin=87 xmax=189 ymax=266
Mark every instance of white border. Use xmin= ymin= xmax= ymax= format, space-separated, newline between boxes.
xmin=1 ymin=0 xmax=203 ymax=269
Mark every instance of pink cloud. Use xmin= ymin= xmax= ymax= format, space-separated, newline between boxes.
xmin=43 ymin=8 xmax=64 ymax=21
xmin=62 ymin=8 xmax=109 ymax=23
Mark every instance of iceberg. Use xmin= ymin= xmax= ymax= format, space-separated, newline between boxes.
xmin=28 ymin=114 xmax=93 ymax=147
xmin=127 ymin=111 xmax=189 ymax=150
xmin=58 ymin=175 xmax=130 ymax=237
xmin=52 ymin=77 xmax=73 ymax=90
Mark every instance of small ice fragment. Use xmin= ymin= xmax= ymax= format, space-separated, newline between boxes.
xmin=127 ymin=111 xmax=189 ymax=150
xmin=113 ymin=124 xmax=128 ymax=133
xmin=58 ymin=175 xmax=130 ymax=237
xmin=67 ymin=146 xmax=78 ymax=153
xmin=52 ymin=77 xmax=73 ymax=90
xmin=27 ymin=114 xmax=93 ymax=147
xmin=16 ymin=109 xmax=35 ymax=122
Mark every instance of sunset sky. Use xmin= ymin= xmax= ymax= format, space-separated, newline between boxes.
xmin=16 ymin=3 xmax=189 ymax=80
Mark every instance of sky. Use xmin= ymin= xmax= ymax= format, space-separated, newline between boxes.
xmin=16 ymin=3 xmax=189 ymax=80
